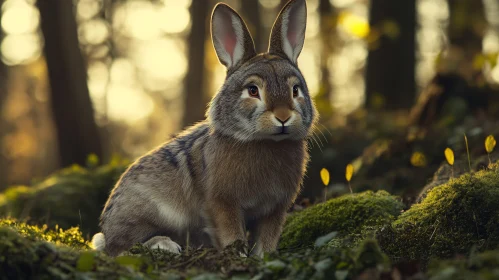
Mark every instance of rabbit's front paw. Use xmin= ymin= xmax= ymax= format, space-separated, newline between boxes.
xmin=144 ymin=236 xmax=182 ymax=254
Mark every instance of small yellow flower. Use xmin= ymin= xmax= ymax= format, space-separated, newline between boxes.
xmin=345 ymin=164 xmax=354 ymax=182
xmin=444 ymin=148 xmax=454 ymax=166
xmin=485 ymin=135 xmax=496 ymax=154
xmin=86 ymin=153 xmax=99 ymax=167
xmin=320 ymin=168 xmax=330 ymax=186
xmin=410 ymin=152 xmax=427 ymax=167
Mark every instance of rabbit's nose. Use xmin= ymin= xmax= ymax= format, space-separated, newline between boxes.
xmin=274 ymin=106 xmax=292 ymax=124
xmin=276 ymin=116 xmax=291 ymax=125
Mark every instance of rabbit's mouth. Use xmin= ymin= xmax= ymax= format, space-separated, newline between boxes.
xmin=273 ymin=126 xmax=290 ymax=135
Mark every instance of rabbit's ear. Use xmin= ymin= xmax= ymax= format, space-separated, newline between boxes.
xmin=211 ymin=3 xmax=256 ymax=70
xmin=268 ymin=0 xmax=307 ymax=64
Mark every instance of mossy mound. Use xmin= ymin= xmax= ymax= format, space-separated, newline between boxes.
xmin=0 ymin=226 xmax=161 ymax=280
xmin=378 ymin=164 xmax=499 ymax=265
xmin=280 ymin=190 xmax=404 ymax=248
xmin=0 ymin=218 xmax=89 ymax=250
xmin=0 ymin=219 xmax=391 ymax=280
xmin=0 ymin=160 xmax=128 ymax=236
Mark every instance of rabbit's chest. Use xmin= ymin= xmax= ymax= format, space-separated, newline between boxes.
xmin=235 ymin=158 xmax=301 ymax=216
xmin=239 ymin=184 xmax=291 ymax=217
xmin=206 ymin=138 xmax=307 ymax=216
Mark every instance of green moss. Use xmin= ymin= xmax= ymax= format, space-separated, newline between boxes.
xmin=0 ymin=226 xmax=162 ymax=280
xmin=0 ymin=160 xmax=128 ymax=235
xmin=427 ymin=249 xmax=499 ymax=280
xmin=259 ymin=239 xmax=390 ymax=280
xmin=280 ymin=191 xmax=404 ymax=248
xmin=0 ymin=219 xmax=390 ymax=280
xmin=0 ymin=218 xmax=89 ymax=249
xmin=378 ymin=165 xmax=499 ymax=265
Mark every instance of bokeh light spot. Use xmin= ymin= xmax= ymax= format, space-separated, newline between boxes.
xmin=1 ymin=0 xmax=39 ymax=35
xmin=1 ymin=34 xmax=41 ymax=65
xmin=78 ymin=19 xmax=110 ymax=45
xmin=159 ymin=6 xmax=190 ymax=34
xmin=107 ymin=84 xmax=154 ymax=123
xmin=88 ymin=61 xmax=109 ymax=100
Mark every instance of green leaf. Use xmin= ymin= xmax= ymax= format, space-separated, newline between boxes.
xmin=315 ymin=231 xmax=338 ymax=247
xmin=335 ymin=270 xmax=349 ymax=280
xmin=191 ymin=273 xmax=223 ymax=280
xmin=76 ymin=252 xmax=95 ymax=272
xmin=115 ymin=255 xmax=143 ymax=269
xmin=314 ymin=258 xmax=333 ymax=272
xmin=265 ymin=260 xmax=287 ymax=272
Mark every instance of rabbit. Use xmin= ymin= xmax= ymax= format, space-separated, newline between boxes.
xmin=91 ymin=0 xmax=317 ymax=257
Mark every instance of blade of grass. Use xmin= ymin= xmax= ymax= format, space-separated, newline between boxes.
xmin=464 ymin=133 xmax=471 ymax=172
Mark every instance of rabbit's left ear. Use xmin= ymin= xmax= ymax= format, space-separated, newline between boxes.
xmin=268 ymin=0 xmax=307 ymax=64
xmin=211 ymin=3 xmax=256 ymax=70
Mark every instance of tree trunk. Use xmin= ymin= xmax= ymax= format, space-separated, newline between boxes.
xmin=365 ymin=0 xmax=416 ymax=110
xmin=241 ymin=0 xmax=264 ymax=53
xmin=448 ymin=0 xmax=485 ymax=53
xmin=446 ymin=0 xmax=486 ymax=82
xmin=315 ymin=0 xmax=335 ymax=120
xmin=182 ymin=0 xmax=210 ymax=128
xmin=37 ymin=0 xmax=103 ymax=167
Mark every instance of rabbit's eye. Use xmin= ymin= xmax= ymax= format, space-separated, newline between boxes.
xmin=292 ymin=85 xmax=299 ymax=97
xmin=248 ymin=85 xmax=260 ymax=98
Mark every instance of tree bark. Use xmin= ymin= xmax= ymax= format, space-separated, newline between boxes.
xmin=241 ymin=0 xmax=264 ymax=53
xmin=446 ymin=0 xmax=486 ymax=81
xmin=365 ymin=0 xmax=416 ymax=110
xmin=447 ymin=0 xmax=485 ymax=53
xmin=315 ymin=0 xmax=335 ymax=120
xmin=37 ymin=0 xmax=103 ymax=167
xmin=182 ymin=0 xmax=210 ymax=128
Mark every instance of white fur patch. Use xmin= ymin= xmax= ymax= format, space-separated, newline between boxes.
xmin=239 ymin=86 xmax=266 ymax=138
xmin=145 ymin=237 xmax=182 ymax=254
xmin=297 ymin=87 xmax=304 ymax=98
xmin=137 ymin=179 xmax=189 ymax=230
xmin=91 ymin=232 xmax=106 ymax=251
xmin=154 ymin=197 xmax=189 ymax=229
xmin=293 ymin=87 xmax=304 ymax=106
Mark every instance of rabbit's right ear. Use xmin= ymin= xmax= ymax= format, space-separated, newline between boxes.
xmin=268 ymin=0 xmax=307 ymax=64
xmin=211 ymin=3 xmax=256 ymax=70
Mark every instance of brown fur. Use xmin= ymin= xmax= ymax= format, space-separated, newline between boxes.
xmin=93 ymin=0 xmax=316 ymax=257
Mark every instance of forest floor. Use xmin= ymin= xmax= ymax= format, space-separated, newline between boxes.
xmin=2 ymin=106 xmax=499 ymax=279
xmin=2 ymin=160 xmax=499 ymax=279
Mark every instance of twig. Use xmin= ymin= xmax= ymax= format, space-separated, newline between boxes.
xmin=430 ymin=220 xmax=440 ymax=240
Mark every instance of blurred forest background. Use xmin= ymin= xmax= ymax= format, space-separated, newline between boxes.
xmin=1 ymin=0 xmax=499 ymax=203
